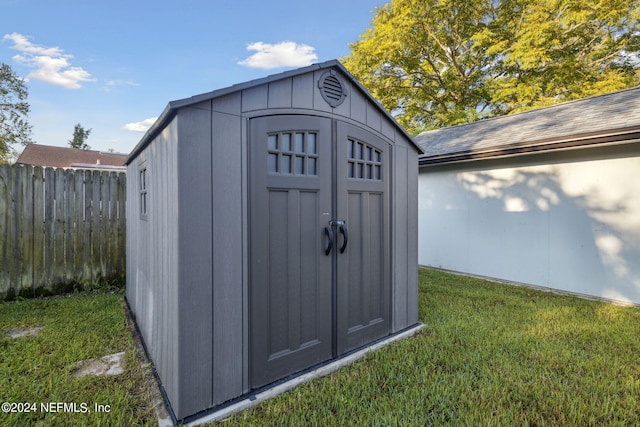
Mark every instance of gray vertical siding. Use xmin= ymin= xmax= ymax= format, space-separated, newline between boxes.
xmin=392 ymin=144 xmax=409 ymax=332
xmin=126 ymin=118 xmax=180 ymax=409
xmin=176 ymin=104 xmax=214 ymax=418
xmin=242 ymin=84 xmax=268 ymax=112
xmin=406 ymin=142 xmax=419 ymax=325
xmin=240 ymin=114 xmax=250 ymax=394
xmin=211 ymin=93 xmax=245 ymax=404
xmin=267 ymin=78 xmax=293 ymax=108
xmin=292 ymin=73 xmax=314 ymax=108
xmin=389 ymin=134 xmax=420 ymax=332
xmin=348 ymin=86 xmax=367 ymax=124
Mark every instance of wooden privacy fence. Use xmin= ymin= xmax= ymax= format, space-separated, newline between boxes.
xmin=0 ymin=164 xmax=126 ymax=297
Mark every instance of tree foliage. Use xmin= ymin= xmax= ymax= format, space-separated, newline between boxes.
xmin=342 ymin=0 xmax=640 ymax=134
xmin=69 ymin=123 xmax=91 ymax=150
xmin=0 ymin=62 xmax=33 ymax=162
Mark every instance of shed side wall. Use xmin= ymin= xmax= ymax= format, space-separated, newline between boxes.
xmin=418 ymin=142 xmax=640 ymax=304
xmin=126 ymin=117 xmax=180 ymax=409
xmin=391 ymin=141 xmax=420 ymax=332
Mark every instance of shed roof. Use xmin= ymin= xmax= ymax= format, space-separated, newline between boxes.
xmin=416 ymin=86 xmax=640 ymax=165
xmin=16 ymin=143 xmax=127 ymax=169
xmin=126 ymin=60 xmax=421 ymax=164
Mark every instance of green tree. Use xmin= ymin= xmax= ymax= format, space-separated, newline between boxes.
xmin=342 ymin=0 xmax=640 ymax=134
xmin=0 ymin=62 xmax=33 ymax=163
xmin=343 ymin=0 xmax=499 ymax=134
xmin=485 ymin=0 xmax=640 ymax=114
xmin=69 ymin=123 xmax=91 ymax=150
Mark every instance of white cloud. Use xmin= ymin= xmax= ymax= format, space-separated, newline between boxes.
xmin=3 ymin=32 xmax=94 ymax=89
xmin=123 ymin=118 xmax=158 ymax=132
xmin=238 ymin=41 xmax=318 ymax=69
xmin=106 ymin=80 xmax=139 ymax=87
xmin=104 ymin=80 xmax=140 ymax=92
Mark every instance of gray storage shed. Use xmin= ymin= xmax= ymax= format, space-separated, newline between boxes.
xmin=125 ymin=60 xmax=422 ymax=422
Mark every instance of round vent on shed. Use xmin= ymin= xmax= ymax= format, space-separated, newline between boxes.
xmin=318 ymin=70 xmax=347 ymax=107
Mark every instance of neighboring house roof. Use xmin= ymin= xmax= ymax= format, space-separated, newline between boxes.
xmin=417 ymin=86 xmax=640 ymax=165
xmin=127 ymin=60 xmax=423 ymax=164
xmin=16 ymin=144 xmax=128 ymax=170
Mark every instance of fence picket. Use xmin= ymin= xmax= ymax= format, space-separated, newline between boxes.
xmin=100 ymin=171 xmax=109 ymax=276
xmin=74 ymin=170 xmax=86 ymax=282
xmin=107 ymin=172 xmax=118 ymax=278
xmin=53 ymin=168 xmax=66 ymax=285
xmin=64 ymin=169 xmax=75 ymax=282
xmin=44 ymin=167 xmax=55 ymax=288
xmin=13 ymin=165 xmax=28 ymax=290
xmin=91 ymin=170 xmax=102 ymax=280
xmin=32 ymin=167 xmax=45 ymax=288
xmin=23 ymin=166 xmax=34 ymax=295
xmin=117 ymin=172 xmax=126 ymax=273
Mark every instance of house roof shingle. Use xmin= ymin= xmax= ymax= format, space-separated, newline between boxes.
xmin=416 ymin=86 xmax=640 ymax=165
xmin=16 ymin=144 xmax=127 ymax=169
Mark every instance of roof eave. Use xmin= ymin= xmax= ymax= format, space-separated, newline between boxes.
xmin=125 ymin=102 xmax=174 ymax=165
xmin=419 ymin=126 xmax=640 ymax=167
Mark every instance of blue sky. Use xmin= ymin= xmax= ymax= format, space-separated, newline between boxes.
xmin=1 ymin=0 xmax=384 ymax=155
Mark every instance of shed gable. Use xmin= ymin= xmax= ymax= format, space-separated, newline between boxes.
xmin=127 ymin=61 xmax=421 ymax=165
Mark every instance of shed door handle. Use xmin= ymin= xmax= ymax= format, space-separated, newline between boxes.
xmin=338 ymin=224 xmax=348 ymax=253
xmin=323 ymin=226 xmax=334 ymax=256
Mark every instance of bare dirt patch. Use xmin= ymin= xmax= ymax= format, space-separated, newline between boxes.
xmin=6 ymin=326 xmax=44 ymax=338
xmin=71 ymin=351 xmax=126 ymax=378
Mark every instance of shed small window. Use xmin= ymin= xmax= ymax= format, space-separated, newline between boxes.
xmin=268 ymin=132 xmax=318 ymax=176
xmin=139 ymin=167 xmax=148 ymax=219
xmin=348 ymin=138 xmax=382 ymax=180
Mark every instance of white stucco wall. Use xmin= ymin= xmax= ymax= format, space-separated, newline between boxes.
xmin=418 ymin=143 xmax=640 ymax=304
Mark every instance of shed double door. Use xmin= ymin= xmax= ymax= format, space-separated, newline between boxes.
xmin=250 ymin=115 xmax=390 ymax=389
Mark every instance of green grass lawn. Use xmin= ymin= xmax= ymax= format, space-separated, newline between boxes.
xmin=217 ymin=268 xmax=640 ymax=426
xmin=0 ymin=292 xmax=156 ymax=427
xmin=2 ymin=269 xmax=640 ymax=426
